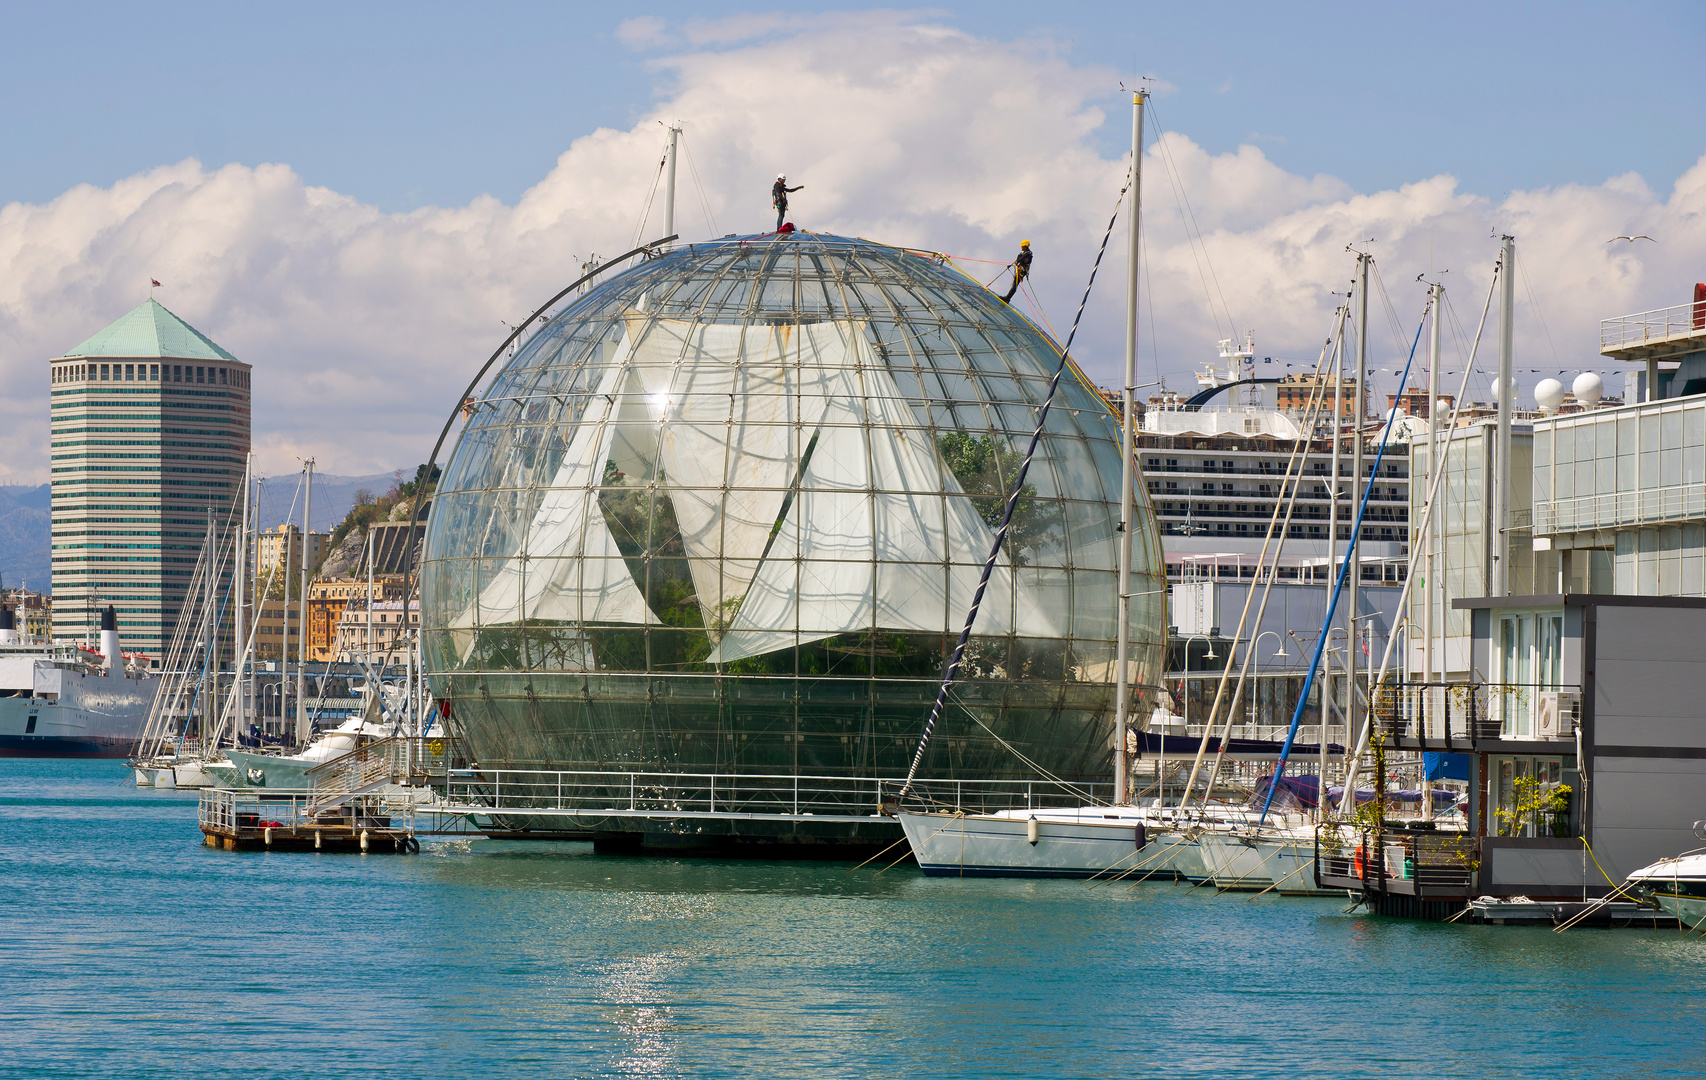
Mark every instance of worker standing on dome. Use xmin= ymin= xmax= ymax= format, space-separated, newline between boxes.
xmin=772 ymin=174 xmax=803 ymax=232
xmin=1000 ymin=241 xmax=1033 ymax=303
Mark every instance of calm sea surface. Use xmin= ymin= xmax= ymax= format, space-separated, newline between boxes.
xmin=3 ymin=758 xmax=1703 ymax=1079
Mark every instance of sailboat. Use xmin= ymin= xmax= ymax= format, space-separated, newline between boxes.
xmin=895 ymin=90 xmax=1219 ymax=880
xmin=131 ymin=508 xmax=241 ymax=787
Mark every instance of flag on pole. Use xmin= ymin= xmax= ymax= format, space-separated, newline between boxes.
xmin=151 ymin=279 xmax=161 ymax=287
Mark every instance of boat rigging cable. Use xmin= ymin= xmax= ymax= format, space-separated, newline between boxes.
xmin=1334 ymin=256 xmax=1503 ymax=803
xmin=400 ymin=236 xmax=678 ymax=626
xmin=1257 ymin=282 xmax=1431 ymax=825
xmin=1173 ymin=305 xmax=1348 ymax=810
xmin=897 ymin=165 xmax=1133 ymax=800
xmin=1144 ymin=98 xmax=1239 ymax=341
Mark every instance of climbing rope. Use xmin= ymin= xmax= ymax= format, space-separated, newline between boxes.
xmin=898 ymin=165 xmax=1133 ymax=799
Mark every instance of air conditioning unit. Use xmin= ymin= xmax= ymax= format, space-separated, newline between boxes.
xmin=1536 ymin=691 xmax=1580 ymax=739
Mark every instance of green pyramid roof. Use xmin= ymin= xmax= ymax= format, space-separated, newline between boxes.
xmin=60 ymin=299 xmax=239 ymax=361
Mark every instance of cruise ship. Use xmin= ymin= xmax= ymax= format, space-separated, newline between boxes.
xmin=0 ymin=606 xmax=157 ymax=757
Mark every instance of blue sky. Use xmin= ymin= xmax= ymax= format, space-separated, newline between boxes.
xmin=1 ymin=4 xmax=1703 ymax=480
xmin=5 ymin=1 xmax=1701 ymax=212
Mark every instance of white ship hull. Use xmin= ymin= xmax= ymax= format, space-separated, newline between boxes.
xmin=0 ymin=667 xmax=157 ymax=758
xmin=897 ymin=807 xmax=1199 ymax=880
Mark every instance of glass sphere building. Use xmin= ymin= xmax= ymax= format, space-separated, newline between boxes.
xmin=420 ymin=233 xmax=1166 ymax=842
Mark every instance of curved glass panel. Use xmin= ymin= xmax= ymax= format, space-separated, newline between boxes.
xmin=422 ymin=234 xmax=1167 ymax=791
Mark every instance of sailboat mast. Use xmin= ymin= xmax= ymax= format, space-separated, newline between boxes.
xmin=1412 ymin=281 xmax=1439 ymax=812
xmin=1319 ymin=316 xmax=1344 ymax=821
xmin=1349 ymin=254 xmax=1368 ymax=759
xmin=1425 ymin=282 xmax=1441 ymax=734
xmin=233 ymin=454 xmax=250 ymax=749
xmin=202 ymin=512 xmax=215 ymax=744
xmin=1115 ymin=89 xmax=1145 ymax=806
xmin=295 ymin=459 xmax=314 ymax=746
xmin=1492 ymin=235 xmax=1516 ymax=597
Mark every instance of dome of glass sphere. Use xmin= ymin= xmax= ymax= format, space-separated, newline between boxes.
xmin=421 ymin=233 xmax=1166 ymax=812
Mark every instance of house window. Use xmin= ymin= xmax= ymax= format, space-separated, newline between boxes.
xmin=1491 ymin=755 xmax=1573 ymax=837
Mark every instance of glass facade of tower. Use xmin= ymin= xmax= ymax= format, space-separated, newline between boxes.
xmin=421 ymin=234 xmax=1166 ymax=801
xmin=48 ymin=303 xmax=251 ymax=660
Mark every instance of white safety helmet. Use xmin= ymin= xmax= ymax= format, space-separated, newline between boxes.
xmin=777 ymin=173 xmax=786 ymax=180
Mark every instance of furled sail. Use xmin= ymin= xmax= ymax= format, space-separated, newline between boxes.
xmin=708 ymin=327 xmax=1057 ymax=663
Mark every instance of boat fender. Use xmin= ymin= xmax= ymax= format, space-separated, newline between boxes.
xmin=1353 ymin=846 xmax=1366 ymax=879
xmin=360 ymin=829 xmax=369 ymax=852
xmin=314 ymin=830 xmax=322 ymax=850
xmin=264 ymin=827 xmax=272 ymax=848
xmin=1134 ymin=822 xmax=1147 ymax=850
xmin=405 ymin=835 xmax=420 ymax=854
xmin=1026 ymin=817 xmax=1039 ymax=845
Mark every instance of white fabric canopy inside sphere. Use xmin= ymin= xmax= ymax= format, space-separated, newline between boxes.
xmin=708 ymin=326 xmax=1057 ymax=662
xmin=454 ymin=339 xmax=657 ymax=636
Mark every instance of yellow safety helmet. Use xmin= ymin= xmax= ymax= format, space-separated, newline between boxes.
xmin=1020 ymin=240 xmax=1031 ymax=247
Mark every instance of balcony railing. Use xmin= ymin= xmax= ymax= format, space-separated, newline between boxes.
xmin=1372 ymin=680 xmax=1581 ymax=744
xmin=1533 ymin=482 xmax=1706 ymax=535
xmin=1316 ymin=825 xmax=1478 ymax=897
xmin=1601 ymin=301 xmax=1706 ymax=351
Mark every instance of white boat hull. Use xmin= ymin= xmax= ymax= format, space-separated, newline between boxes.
xmin=1198 ymin=831 xmax=1337 ymax=895
xmin=1626 ymin=852 xmax=1706 ymax=928
xmin=223 ymin=748 xmax=317 ymax=789
xmin=897 ymin=808 xmax=1192 ymax=879
xmin=172 ymin=761 xmax=223 ymax=788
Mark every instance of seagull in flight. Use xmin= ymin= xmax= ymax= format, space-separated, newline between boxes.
xmin=1608 ymin=235 xmax=1656 ymax=243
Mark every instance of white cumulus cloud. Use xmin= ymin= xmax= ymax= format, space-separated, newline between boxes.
xmin=1 ymin=11 xmax=1701 ymax=486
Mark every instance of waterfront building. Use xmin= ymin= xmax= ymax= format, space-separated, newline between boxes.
xmin=1406 ymin=420 xmax=1539 ymax=680
xmin=308 ymin=577 xmax=406 ymax=662
xmin=253 ymin=597 xmax=288 ymax=662
xmin=1274 ymin=372 xmax=1361 ymax=417
xmin=257 ymin=523 xmax=325 ymax=583
xmin=1387 ymin=389 xmax=1453 ymax=419
xmin=1531 ymin=293 xmax=1706 ymax=596
xmin=1 ymin=587 xmax=54 ymax=642
xmin=334 ymin=598 xmax=418 ymax=667
xmin=1166 ymin=578 xmax=1399 ymax=743
xmin=420 ymin=233 xmax=1169 ymax=850
xmin=48 ymin=300 xmax=251 ymax=660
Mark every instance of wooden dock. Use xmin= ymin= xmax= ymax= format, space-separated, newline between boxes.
xmin=199 ymin=787 xmax=420 ymax=853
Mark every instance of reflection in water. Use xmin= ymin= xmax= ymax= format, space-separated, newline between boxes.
xmin=6 ymin=760 xmax=1706 ymax=1079
xmin=599 ymin=950 xmax=689 ymax=1079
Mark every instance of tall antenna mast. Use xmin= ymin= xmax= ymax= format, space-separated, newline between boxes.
xmin=663 ymin=123 xmax=681 ymax=245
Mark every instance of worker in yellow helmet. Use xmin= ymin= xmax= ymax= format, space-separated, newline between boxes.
xmin=1000 ymin=240 xmax=1033 ymax=303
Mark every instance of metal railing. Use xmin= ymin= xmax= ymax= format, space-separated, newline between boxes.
xmin=1316 ymin=825 xmax=1476 ymax=894
xmin=199 ymin=787 xmax=414 ymax=834
xmin=1534 ymin=482 xmax=1706 ymax=535
xmin=1372 ymin=680 xmax=1580 ymax=743
xmin=304 ymin=735 xmax=465 ymax=794
xmin=1601 ymin=301 xmax=1706 ymax=351
xmin=443 ymin=769 xmax=1111 ymax=820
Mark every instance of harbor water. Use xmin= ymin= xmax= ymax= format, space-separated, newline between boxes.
xmin=4 ymin=758 xmax=1703 ymax=1079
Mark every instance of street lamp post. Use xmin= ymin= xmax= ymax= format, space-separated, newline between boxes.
xmin=1182 ymin=634 xmax=1219 ymax=736
xmin=1249 ymin=630 xmax=1288 ymax=737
